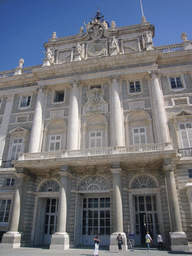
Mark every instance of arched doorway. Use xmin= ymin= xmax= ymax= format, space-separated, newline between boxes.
xmin=129 ymin=175 xmax=163 ymax=247
xmin=33 ymin=179 xmax=60 ymax=246
xmin=76 ymin=175 xmax=110 ymax=246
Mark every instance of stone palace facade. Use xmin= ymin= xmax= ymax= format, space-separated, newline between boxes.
xmin=0 ymin=10 xmax=192 ymax=252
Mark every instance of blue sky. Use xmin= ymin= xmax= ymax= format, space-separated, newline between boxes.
xmin=1 ymin=0 xmax=192 ymax=72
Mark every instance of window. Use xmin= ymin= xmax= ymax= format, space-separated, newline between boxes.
xmin=0 ymin=199 xmax=11 ymax=223
xmin=5 ymin=178 xmax=15 ymax=187
xmin=9 ymin=138 xmax=23 ymax=160
xmin=170 ymin=77 xmax=183 ymax=89
xmin=54 ymin=90 xmax=64 ymax=102
xmin=90 ymin=85 xmax=101 ymax=90
xmin=188 ymin=169 xmax=192 ymax=178
xmin=179 ymin=123 xmax=192 ymax=148
xmin=20 ymin=95 xmax=31 ymax=108
xmin=89 ymin=131 xmax=102 ymax=148
xmin=133 ymin=127 xmax=147 ymax=145
xmin=129 ymin=81 xmax=141 ymax=93
xmin=49 ymin=135 xmax=62 ymax=151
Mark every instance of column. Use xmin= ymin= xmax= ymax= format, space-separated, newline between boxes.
xmin=164 ymin=159 xmax=189 ymax=251
xmin=148 ymin=70 xmax=170 ymax=144
xmin=67 ymin=80 xmax=80 ymax=150
xmin=110 ymin=163 xmax=127 ymax=251
xmin=28 ymin=88 xmax=44 ymax=153
xmin=50 ymin=166 xmax=70 ymax=250
xmin=110 ymin=76 xmax=125 ymax=147
xmin=0 ymin=95 xmax=14 ymax=166
xmin=0 ymin=170 xmax=27 ymax=248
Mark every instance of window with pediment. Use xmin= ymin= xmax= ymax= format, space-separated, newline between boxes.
xmin=5 ymin=127 xmax=29 ymax=167
xmin=83 ymin=115 xmax=108 ymax=149
xmin=126 ymin=110 xmax=153 ymax=145
xmin=43 ymin=119 xmax=66 ymax=152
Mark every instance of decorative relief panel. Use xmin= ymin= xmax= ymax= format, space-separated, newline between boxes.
xmin=123 ymin=39 xmax=139 ymax=53
xmin=50 ymin=110 xmax=64 ymax=119
xmin=131 ymin=175 xmax=156 ymax=189
xmin=83 ymin=88 xmax=108 ymax=114
xmin=129 ymin=101 xmax=145 ymax=110
xmin=78 ymin=175 xmax=109 ymax=193
xmin=59 ymin=50 xmax=71 ymax=64
xmin=39 ymin=180 xmax=60 ymax=192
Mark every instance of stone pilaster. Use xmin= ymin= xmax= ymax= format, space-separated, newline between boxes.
xmin=29 ymin=88 xmax=45 ymax=153
xmin=110 ymin=76 xmax=125 ymax=147
xmin=0 ymin=169 xmax=28 ymax=248
xmin=110 ymin=163 xmax=127 ymax=251
xmin=0 ymin=95 xmax=14 ymax=166
xmin=50 ymin=166 xmax=70 ymax=250
xmin=148 ymin=70 xmax=170 ymax=144
xmin=164 ymin=159 xmax=190 ymax=252
xmin=67 ymin=80 xmax=80 ymax=150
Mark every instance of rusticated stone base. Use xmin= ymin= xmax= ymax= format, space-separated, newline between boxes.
xmin=170 ymin=232 xmax=190 ymax=252
xmin=109 ymin=232 xmax=127 ymax=252
xmin=50 ymin=232 xmax=69 ymax=250
xmin=0 ymin=232 xmax=21 ymax=248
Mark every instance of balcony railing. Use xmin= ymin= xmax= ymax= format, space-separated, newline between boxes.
xmin=178 ymin=148 xmax=192 ymax=157
xmin=1 ymin=160 xmax=14 ymax=168
xmin=18 ymin=142 xmax=172 ymax=161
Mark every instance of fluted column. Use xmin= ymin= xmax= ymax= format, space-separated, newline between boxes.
xmin=110 ymin=76 xmax=125 ymax=147
xmin=148 ymin=70 xmax=170 ymax=144
xmin=50 ymin=166 xmax=70 ymax=250
xmin=164 ymin=159 xmax=189 ymax=251
xmin=67 ymin=80 xmax=80 ymax=150
xmin=1 ymin=170 xmax=27 ymax=248
xmin=29 ymin=88 xmax=44 ymax=153
xmin=110 ymin=163 xmax=127 ymax=251
xmin=0 ymin=95 xmax=14 ymax=166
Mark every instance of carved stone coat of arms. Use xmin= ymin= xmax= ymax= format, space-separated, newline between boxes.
xmin=83 ymin=88 xmax=108 ymax=115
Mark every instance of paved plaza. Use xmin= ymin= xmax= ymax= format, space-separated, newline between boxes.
xmin=0 ymin=247 xmax=192 ymax=256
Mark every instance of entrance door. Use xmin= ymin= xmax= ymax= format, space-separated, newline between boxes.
xmin=43 ymin=198 xmax=58 ymax=245
xmin=82 ymin=197 xmax=110 ymax=245
xmin=134 ymin=195 xmax=159 ymax=246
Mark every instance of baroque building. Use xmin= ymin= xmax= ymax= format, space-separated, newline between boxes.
xmin=0 ymin=10 xmax=192 ymax=252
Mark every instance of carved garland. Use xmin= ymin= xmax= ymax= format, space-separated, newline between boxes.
xmin=78 ymin=175 xmax=109 ymax=193
xmin=39 ymin=180 xmax=60 ymax=192
xmin=131 ymin=175 xmax=156 ymax=189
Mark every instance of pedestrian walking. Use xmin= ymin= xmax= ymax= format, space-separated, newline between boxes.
xmin=145 ymin=231 xmax=152 ymax=250
xmin=94 ymin=234 xmax=100 ymax=256
xmin=116 ymin=233 xmax=123 ymax=252
xmin=157 ymin=232 xmax=164 ymax=250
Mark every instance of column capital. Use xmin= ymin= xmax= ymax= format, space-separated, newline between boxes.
xmin=15 ymin=167 xmax=29 ymax=178
xmin=59 ymin=165 xmax=71 ymax=177
xmin=70 ymin=79 xmax=81 ymax=87
xmin=110 ymin=168 xmax=122 ymax=174
xmin=109 ymin=75 xmax=122 ymax=83
xmin=148 ymin=69 xmax=160 ymax=79
xmin=163 ymin=158 xmax=175 ymax=172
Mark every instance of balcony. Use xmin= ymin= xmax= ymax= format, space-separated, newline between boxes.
xmin=18 ymin=142 xmax=172 ymax=161
xmin=1 ymin=160 xmax=14 ymax=168
xmin=178 ymin=148 xmax=192 ymax=157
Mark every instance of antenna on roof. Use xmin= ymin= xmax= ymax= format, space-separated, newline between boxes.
xmin=140 ymin=0 xmax=147 ymax=23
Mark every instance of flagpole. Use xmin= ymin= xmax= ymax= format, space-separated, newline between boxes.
xmin=140 ymin=0 xmax=147 ymax=23
xmin=140 ymin=0 xmax=144 ymax=17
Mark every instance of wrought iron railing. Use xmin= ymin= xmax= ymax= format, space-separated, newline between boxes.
xmin=178 ymin=148 xmax=192 ymax=157
xmin=1 ymin=160 xmax=14 ymax=168
xmin=18 ymin=142 xmax=172 ymax=161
